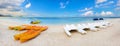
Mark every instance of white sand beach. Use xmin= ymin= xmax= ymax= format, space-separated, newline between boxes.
xmin=0 ymin=18 xmax=120 ymax=46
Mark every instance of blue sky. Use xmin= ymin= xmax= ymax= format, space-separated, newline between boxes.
xmin=24 ymin=0 xmax=95 ymax=17
xmin=0 ymin=0 xmax=120 ymax=17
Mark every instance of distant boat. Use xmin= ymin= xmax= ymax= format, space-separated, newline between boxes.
xmin=93 ymin=18 xmax=104 ymax=21
xmin=93 ymin=18 xmax=99 ymax=21
xmin=99 ymin=18 xmax=104 ymax=20
xmin=30 ymin=20 xmax=40 ymax=24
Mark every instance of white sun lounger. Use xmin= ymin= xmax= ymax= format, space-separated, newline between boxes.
xmin=64 ymin=24 xmax=72 ymax=36
xmin=79 ymin=23 xmax=99 ymax=32
xmin=64 ymin=21 xmax=112 ymax=36
xmin=70 ymin=24 xmax=87 ymax=34
xmin=87 ymin=23 xmax=100 ymax=31
xmin=64 ymin=24 xmax=87 ymax=36
xmin=101 ymin=21 xmax=112 ymax=27
xmin=76 ymin=24 xmax=87 ymax=34
xmin=93 ymin=22 xmax=107 ymax=29
xmin=95 ymin=21 xmax=112 ymax=28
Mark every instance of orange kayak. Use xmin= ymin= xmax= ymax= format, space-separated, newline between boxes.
xmin=14 ymin=26 xmax=48 ymax=43
xmin=14 ymin=30 xmax=35 ymax=40
xmin=20 ymin=30 xmax=41 ymax=42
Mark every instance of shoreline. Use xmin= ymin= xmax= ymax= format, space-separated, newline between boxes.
xmin=0 ymin=17 xmax=116 ymax=25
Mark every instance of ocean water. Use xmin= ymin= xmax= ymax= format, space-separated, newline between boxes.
xmin=0 ymin=17 xmax=109 ymax=25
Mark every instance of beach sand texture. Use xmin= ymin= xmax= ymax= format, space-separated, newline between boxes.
xmin=0 ymin=18 xmax=120 ymax=46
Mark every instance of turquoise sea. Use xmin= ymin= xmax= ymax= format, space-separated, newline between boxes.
xmin=0 ymin=17 xmax=112 ymax=25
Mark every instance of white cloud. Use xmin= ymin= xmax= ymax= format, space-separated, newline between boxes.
xmin=115 ymin=0 xmax=120 ymax=11
xmin=82 ymin=11 xmax=94 ymax=16
xmin=101 ymin=11 xmax=106 ymax=16
xmin=0 ymin=9 xmax=26 ymax=16
xmin=60 ymin=2 xmax=66 ymax=8
xmin=81 ymin=11 xmax=113 ymax=16
xmin=95 ymin=1 xmax=114 ymax=8
xmin=117 ymin=0 xmax=120 ymax=6
xmin=31 ymin=13 xmax=40 ymax=16
xmin=96 ymin=0 xmax=107 ymax=4
xmin=95 ymin=5 xmax=99 ymax=8
xmin=25 ymin=3 xmax=31 ymax=8
xmin=78 ymin=7 xmax=93 ymax=12
xmin=0 ymin=0 xmax=27 ymax=16
xmin=109 ymin=1 xmax=114 ymax=4
xmin=25 ymin=13 xmax=41 ymax=17
xmin=101 ymin=11 xmax=113 ymax=16
xmin=115 ymin=7 xmax=120 ymax=11
xmin=0 ymin=0 xmax=25 ymax=9
xmin=0 ymin=0 xmax=25 ymax=6
xmin=60 ymin=1 xmax=69 ymax=8
xmin=106 ymin=11 xmax=113 ymax=15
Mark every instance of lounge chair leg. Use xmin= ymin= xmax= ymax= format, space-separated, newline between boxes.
xmin=77 ymin=30 xmax=87 ymax=35
xmin=65 ymin=30 xmax=71 ymax=36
